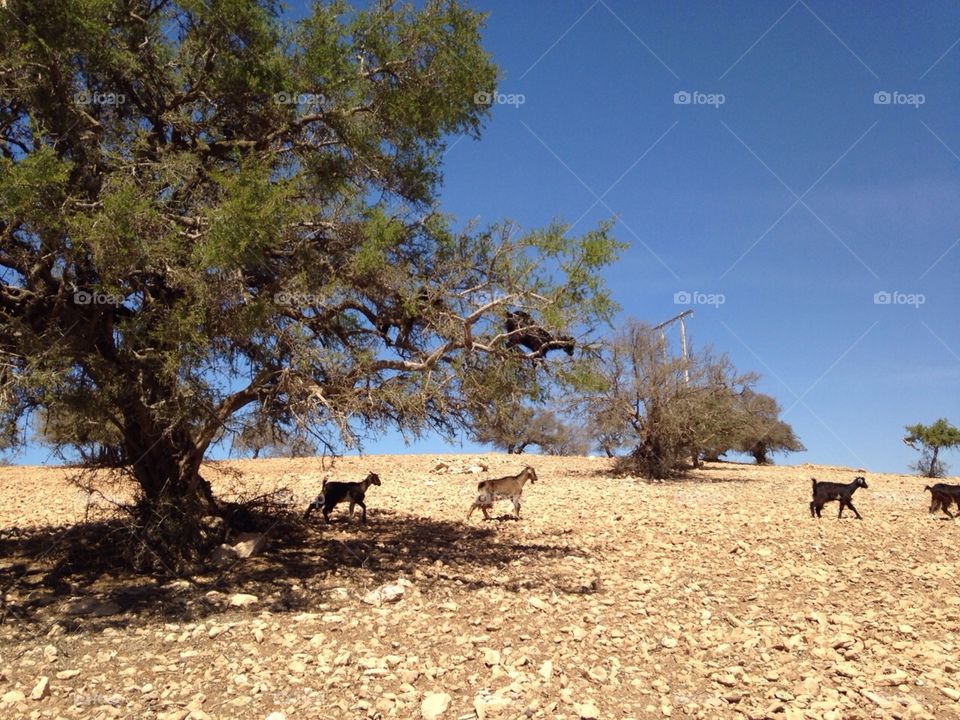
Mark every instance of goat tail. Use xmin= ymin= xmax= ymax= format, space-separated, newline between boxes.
xmin=924 ymin=485 xmax=932 ymax=493
xmin=811 ymin=477 xmax=817 ymax=491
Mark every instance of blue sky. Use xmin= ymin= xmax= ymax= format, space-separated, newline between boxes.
xmin=13 ymin=1 xmax=960 ymax=473
xmin=373 ymin=0 xmax=960 ymax=473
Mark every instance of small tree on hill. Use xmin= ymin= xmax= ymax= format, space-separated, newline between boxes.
xmin=733 ymin=390 xmax=804 ymax=465
xmin=580 ymin=320 xmax=758 ymax=478
xmin=904 ymin=419 xmax=960 ymax=478
xmin=473 ymin=404 xmax=589 ymax=456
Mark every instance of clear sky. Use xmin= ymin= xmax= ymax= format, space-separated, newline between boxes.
xmin=12 ymin=1 xmax=960 ymax=473
xmin=371 ymin=0 xmax=960 ymax=473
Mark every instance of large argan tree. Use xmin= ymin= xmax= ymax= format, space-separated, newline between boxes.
xmin=0 ymin=0 xmax=622 ymax=568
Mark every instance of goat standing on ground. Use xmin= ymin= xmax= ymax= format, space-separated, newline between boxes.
xmin=810 ymin=476 xmax=868 ymax=519
xmin=925 ymin=483 xmax=960 ymax=519
xmin=304 ymin=472 xmax=381 ymax=523
xmin=467 ymin=466 xmax=538 ymax=520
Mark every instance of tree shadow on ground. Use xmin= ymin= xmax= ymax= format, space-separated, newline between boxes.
xmin=0 ymin=507 xmax=588 ymax=630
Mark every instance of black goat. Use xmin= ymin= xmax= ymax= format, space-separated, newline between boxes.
xmin=505 ymin=310 xmax=575 ymax=357
xmin=925 ymin=483 xmax=960 ymax=519
xmin=304 ymin=472 xmax=381 ymax=523
xmin=810 ymin=476 xmax=868 ymax=519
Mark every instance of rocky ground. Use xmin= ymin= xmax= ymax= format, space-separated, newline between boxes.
xmin=0 ymin=455 xmax=959 ymax=720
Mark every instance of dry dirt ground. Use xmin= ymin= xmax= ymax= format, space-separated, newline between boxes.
xmin=1 ymin=455 xmax=959 ymax=720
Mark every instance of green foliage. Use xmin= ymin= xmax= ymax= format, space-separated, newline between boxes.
xmin=904 ymin=419 xmax=960 ymax=477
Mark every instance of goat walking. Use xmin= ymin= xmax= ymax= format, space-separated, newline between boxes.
xmin=810 ymin=476 xmax=868 ymax=519
xmin=304 ymin=472 xmax=381 ymax=523
xmin=925 ymin=483 xmax=960 ymax=519
xmin=466 ymin=466 xmax=538 ymax=520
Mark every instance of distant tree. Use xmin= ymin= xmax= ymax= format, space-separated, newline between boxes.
xmin=732 ymin=390 xmax=804 ymax=465
xmin=471 ymin=404 xmax=535 ymax=454
xmin=904 ymin=419 xmax=960 ymax=478
xmin=472 ymin=404 xmax=589 ymax=456
xmin=0 ymin=0 xmax=623 ymax=569
xmin=232 ymin=417 xmax=317 ymax=459
xmin=35 ymin=405 xmax=125 ymax=466
xmin=580 ymin=320 xmax=758 ymax=478
xmin=533 ymin=411 xmax=591 ymax=456
xmin=584 ymin=403 xmax=628 ymax=458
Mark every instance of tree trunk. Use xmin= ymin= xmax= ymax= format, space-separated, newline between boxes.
xmin=752 ymin=443 xmax=769 ymax=465
xmin=927 ymin=446 xmax=940 ymax=477
xmin=122 ymin=413 xmax=218 ymax=573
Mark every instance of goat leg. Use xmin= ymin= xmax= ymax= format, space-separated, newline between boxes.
xmin=837 ymin=501 xmax=845 ymax=519
xmin=357 ymin=499 xmax=367 ymax=523
xmin=847 ymin=501 xmax=862 ymax=520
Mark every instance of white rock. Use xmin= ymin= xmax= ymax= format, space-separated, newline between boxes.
xmin=1 ymin=689 xmax=25 ymax=704
xmin=575 ymin=700 xmax=600 ymax=719
xmin=362 ymin=578 xmax=413 ymax=606
xmin=229 ymin=593 xmax=259 ymax=607
xmin=265 ymin=713 xmax=287 ymax=720
xmin=232 ymin=532 xmax=266 ymax=558
xmin=482 ymin=648 xmax=501 ymax=667
xmin=30 ymin=676 xmax=49 ymax=700
xmin=158 ymin=710 xmax=190 ymax=720
xmin=420 ymin=692 xmax=452 ymax=719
